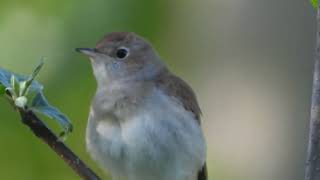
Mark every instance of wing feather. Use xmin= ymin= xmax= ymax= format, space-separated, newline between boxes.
xmin=155 ymin=70 xmax=202 ymax=123
xmin=155 ymin=69 xmax=207 ymax=180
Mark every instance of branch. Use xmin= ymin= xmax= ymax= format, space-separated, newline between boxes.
xmin=0 ymin=62 xmax=100 ymax=179
xmin=18 ymin=108 xmax=101 ymax=180
xmin=305 ymin=6 xmax=320 ymax=180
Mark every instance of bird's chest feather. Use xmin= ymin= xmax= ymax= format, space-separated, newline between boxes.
xmin=86 ymin=89 xmax=205 ymax=180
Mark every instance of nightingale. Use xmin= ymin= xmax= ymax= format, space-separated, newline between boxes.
xmin=76 ymin=32 xmax=207 ymax=180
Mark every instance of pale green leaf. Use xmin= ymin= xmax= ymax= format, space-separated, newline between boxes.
xmin=10 ymin=75 xmax=19 ymax=97
xmin=21 ymin=60 xmax=44 ymax=96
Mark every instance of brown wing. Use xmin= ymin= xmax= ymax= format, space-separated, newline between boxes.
xmin=155 ymin=69 xmax=202 ymax=124
xmin=155 ymin=69 xmax=207 ymax=180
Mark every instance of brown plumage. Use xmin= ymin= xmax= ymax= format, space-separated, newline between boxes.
xmin=155 ymin=69 xmax=207 ymax=180
xmin=155 ymin=69 xmax=202 ymax=123
xmin=96 ymin=32 xmax=132 ymax=49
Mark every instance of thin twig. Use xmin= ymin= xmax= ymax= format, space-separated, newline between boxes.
xmin=305 ymin=6 xmax=320 ymax=180
xmin=18 ymin=109 xmax=101 ymax=180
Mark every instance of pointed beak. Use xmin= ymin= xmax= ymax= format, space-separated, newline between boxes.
xmin=75 ymin=48 xmax=100 ymax=57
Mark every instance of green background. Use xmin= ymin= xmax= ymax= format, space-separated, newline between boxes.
xmin=0 ymin=0 xmax=317 ymax=180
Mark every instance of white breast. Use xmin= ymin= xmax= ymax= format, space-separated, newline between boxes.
xmin=86 ymin=88 xmax=206 ymax=180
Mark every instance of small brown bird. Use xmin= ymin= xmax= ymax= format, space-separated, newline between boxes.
xmin=76 ymin=32 xmax=207 ymax=180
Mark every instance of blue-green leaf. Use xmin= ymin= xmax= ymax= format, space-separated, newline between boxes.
xmin=0 ymin=67 xmax=43 ymax=91
xmin=311 ymin=0 xmax=318 ymax=9
xmin=31 ymin=93 xmax=73 ymax=135
xmin=0 ymin=66 xmax=72 ymax=137
xmin=0 ymin=67 xmax=13 ymax=88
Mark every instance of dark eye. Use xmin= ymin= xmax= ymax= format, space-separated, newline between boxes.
xmin=116 ymin=47 xmax=129 ymax=59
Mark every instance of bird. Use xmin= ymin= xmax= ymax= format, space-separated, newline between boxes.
xmin=76 ymin=32 xmax=207 ymax=180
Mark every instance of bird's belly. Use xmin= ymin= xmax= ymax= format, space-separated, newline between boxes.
xmin=86 ymin=94 xmax=205 ymax=180
xmin=86 ymin=117 xmax=127 ymax=179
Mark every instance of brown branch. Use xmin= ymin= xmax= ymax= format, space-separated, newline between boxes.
xmin=18 ymin=109 xmax=101 ymax=180
xmin=305 ymin=6 xmax=320 ymax=180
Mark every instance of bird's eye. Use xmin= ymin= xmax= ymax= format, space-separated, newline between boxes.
xmin=116 ymin=47 xmax=129 ymax=59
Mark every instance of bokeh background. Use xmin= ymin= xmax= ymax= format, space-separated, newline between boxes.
xmin=0 ymin=0 xmax=316 ymax=179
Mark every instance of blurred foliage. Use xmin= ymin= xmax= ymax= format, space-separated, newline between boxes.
xmin=311 ymin=0 xmax=318 ymax=9
xmin=0 ymin=84 xmax=4 ymax=95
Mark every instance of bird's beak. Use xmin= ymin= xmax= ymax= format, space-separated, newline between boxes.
xmin=75 ymin=48 xmax=100 ymax=57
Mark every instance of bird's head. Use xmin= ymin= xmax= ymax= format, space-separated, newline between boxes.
xmin=76 ymin=32 xmax=165 ymax=87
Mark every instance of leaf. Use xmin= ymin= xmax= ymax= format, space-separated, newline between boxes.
xmin=21 ymin=61 xmax=44 ymax=96
xmin=10 ymin=75 xmax=19 ymax=98
xmin=30 ymin=93 xmax=73 ymax=135
xmin=0 ymin=67 xmax=12 ymax=87
xmin=0 ymin=66 xmax=73 ymax=137
xmin=311 ymin=0 xmax=318 ymax=9
xmin=0 ymin=67 xmax=43 ymax=91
